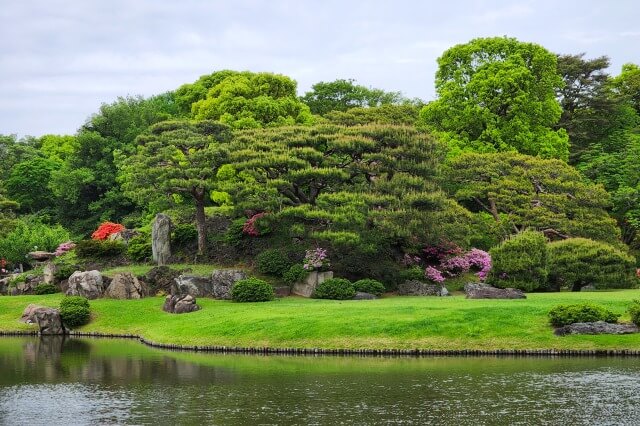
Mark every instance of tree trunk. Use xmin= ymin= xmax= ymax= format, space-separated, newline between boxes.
xmin=194 ymin=190 xmax=206 ymax=255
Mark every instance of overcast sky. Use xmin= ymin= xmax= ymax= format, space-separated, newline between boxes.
xmin=1 ymin=0 xmax=638 ymax=137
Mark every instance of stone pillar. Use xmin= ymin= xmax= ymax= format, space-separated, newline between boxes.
xmin=152 ymin=213 xmax=172 ymax=266
xmin=43 ymin=261 xmax=57 ymax=284
xmin=292 ymin=270 xmax=333 ymax=297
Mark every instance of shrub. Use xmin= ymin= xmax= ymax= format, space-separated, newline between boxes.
xmin=548 ymin=238 xmax=637 ymax=291
xmin=255 ymin=249 xmax=292 ymax=276
xmin=548 ymin=303 xmax=619 ymax=327
xmin=487 ymin=230 xmax=548 ymax=292
xmin=91 ymin=222 xmax=125 ymax=240
xmin=0 ymin=218 xmax=71 ymax=263
xmin=628 ymin=300 xmax=640 ymax=326
xmin=172 ymin=223 xmax=197 ymax=246
xmin=399 ymin=267 xmax=425 ymax=282
xmin=303 ymin=247 xmax=330 ymax=271
xmin=353 ymin=279 xmax=386 ymax=296
xmin=59 ymin=296 xmax=91 ymax=328
xmin=34 ymin=283 xmax=58 ymax=295
xmin=283 ymin=264 xmax=308 ymax=286
xmin=127 ymin=235 xmax=152 ymax=262
xmin=75 ymin=239 xmax=126 ymax=259
xmin=231 ymin=278 xmax=275 ymax=302
xmin=312 ymin=278 xmax=355 ymax=300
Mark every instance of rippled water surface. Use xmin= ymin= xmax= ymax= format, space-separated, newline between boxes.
xmin=1 ymin=337 xmax=640 ymax=425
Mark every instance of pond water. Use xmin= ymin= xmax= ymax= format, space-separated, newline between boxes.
xmin=1 ymin=337 xmax=640 ymax=425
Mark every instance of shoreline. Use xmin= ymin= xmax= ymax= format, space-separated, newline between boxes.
xmin=3 ymin=330 xmax=640 ymax=357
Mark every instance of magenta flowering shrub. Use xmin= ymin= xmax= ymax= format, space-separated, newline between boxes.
xmin=54 ymin=241 xmax=76 ymax=256
xmin=402 ymin=254 xmax=421 ymax=267
xmin=424 ymin=266 xmax=445 ymax=283
xmin=403 ymin=246 xmax=492 ymax=284
xmin=440 ymin=255 xmax=471 ymax=276
xmin=422 ymin=242 xmax=463 ymax=262
xmin=303 ymin=248 xmax=330 ymax=271
xmin=465 ymin=248 xmax=492 ymax=281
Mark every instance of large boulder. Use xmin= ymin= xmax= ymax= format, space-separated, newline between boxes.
xmin=464 ymin=283 xmax=526 ymax=299
xmin=210 ymin=269 xmax=247 ymax=299
xmin=292 ymin=271 xmax=333 ymax=297
xmin=21 ymin=304 xmax=66 ymax=335
xmin=66 ymin=270 xmax=104 ymax=299
xmin=163 ymin=294 xmax=200 ymax=314
xmin=555 ymin=321 xmax=638 ymax=336
xmin=143 ymin=266 xmax=182 ymax=294
xmin=353 ymin=292 xmax=377 ymax=300
xmin=104 ymin=272 xmax=148 ymax=299
xmin=397 ymin=280 xmax=449 ymax=296
xmin=152 ymin=213 xmax=172 ymax=266
xmin=171 ymin=275 xmax=214 ymax=297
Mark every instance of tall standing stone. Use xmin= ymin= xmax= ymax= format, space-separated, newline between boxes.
xmin=152 ymin=213 xmax=172 ymax=266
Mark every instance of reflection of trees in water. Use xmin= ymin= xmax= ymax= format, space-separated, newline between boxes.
xmin=14 ymin=337 xmax=236 ymax=385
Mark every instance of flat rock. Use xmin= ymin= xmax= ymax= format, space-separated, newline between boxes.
xmin=28 ymin=251 xmax=56 ymax=261
xmin=397 ymin=280 xmax=449 ymax=296
xmin=464 ymin=283 xmax=526 ymax=299
xmin=163 ymin=294 xmax=201 ymax=314
xmin=555 ymin=321 xmax=638 ymax=336
xmin=66 ymin=270 xmax=104 ymax=299
xmin=353 ymin=292 xmax=377 ymax=300
xmin=104 ymin=272 xmax=148 ymax=299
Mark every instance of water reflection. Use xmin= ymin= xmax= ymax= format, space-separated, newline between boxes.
xmin=1 ymin=337 xmax=640 ymax=425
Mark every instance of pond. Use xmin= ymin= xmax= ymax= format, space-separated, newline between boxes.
xmin=1 ymin=337 xmax=640 ymax=425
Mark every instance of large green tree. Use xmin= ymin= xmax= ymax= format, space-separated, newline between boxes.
xmin=420 ymin=37 xmax=568 ymax=159
xmin=118 ymin=120 xmax=232 ymax=254
xmin=443 ymin=152 xmax=621 ymax=245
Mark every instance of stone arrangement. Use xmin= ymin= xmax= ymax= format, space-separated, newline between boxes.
xmin=554 ymin=321 xmax=639 ymax=336
xmin=397 ymin=280 xmax=449 ymax=297
xmin=163 ymin=294 xmax=200 ymax=314
xmin=464 ymin=283 xmax=526 ymax=299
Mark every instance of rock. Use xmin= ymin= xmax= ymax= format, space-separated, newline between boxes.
xmin=353 ymin=292 xmax=377 ymax=300
xmin=397 ymin=280 xmax=449 ymax=296
xmin=555 ymin=321 xmax=638 ymax=336
xmin=0 ymin=276 xmax=8 ymax=295
xmin=21 ymin=304 xmax=66 ymax=335
xmin=274 ymin=286 xmax=291 ymax=298
xmin=152 ymin=213 xmax=172 ymax=266
xmin=143 ymin=266 xmax=182 ymax=294
xmin=7 ymin=275 xmax=43 ymax=296
xmin=27 ymin=251 xmax=56 ymax=262
xmin=108 ymin=229 xmax=140 ymax=243
xmin=104 ymin=272 xmax=148 ymax=299
xmin=210 ymin=269 xmax=247 ymax=299
xmin=464 ymin=283 xmax=526 ymax=299
xmin=66 ymin=270 xmax=104 ymax=299
xmin=580 ymin=284 xmax=597 ymax=292
xmin=171 ymin=275 xmax=214 ymax=297
xmin=292 ymin=271 xmax=333 ymax=297
xmin=43 ymin=261 xmax=57 ymax=284
xmin=163 ymin=294 xmax=201 ymax=314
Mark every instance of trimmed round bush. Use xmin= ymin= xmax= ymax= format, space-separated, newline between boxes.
xmin=34 ymin=283 xmax=58 ymax=295
xmin=255 ymin=249 xmax=292 ymax=276
xmin=628 ymin=300 xmax=640 ymax=326
xmin=548 ymin=303 xmax=619 ymax=327
xmin=59 ymin=296 xmax=91 ymax=328
xmin=312 ymin=278 xmax=355 ymax=300
xmin=487 ymin=230 xmax=548 ymax=292
xmin=548 ymin=238 xmax=636 ymax=291
xmin=231 ymin=277 xmax=275 ymax=302
xmin=353 ymin=279 xmax=386 ymax=296
xmin=283 ymin=264 xmax=308 ymax=286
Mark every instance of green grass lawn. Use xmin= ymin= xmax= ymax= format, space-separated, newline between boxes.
xmin=2 ymin=290 xmax=640 ymax=350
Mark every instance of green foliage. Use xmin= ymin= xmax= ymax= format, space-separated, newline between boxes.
xmin=283 ymin=264 xmax=308 ymax=286
xmin=312 ymin=278 xmax=355 ymax=300
xmin=6 ymin=156 xmax=60 ymax=214
xmin=126 ymin=234 xmax=152 ymax=262
xmin=231 ymin=277 xmax=275 ymax=302
xmin=399 ymin=267 xmax=426 ymax=282
xmin=323 ymin=104 xmax=422 ymax=126
xmin=444 ymin=152 xmax=621 ymax=244
xmin=420 ymin=36 xmax=568 ymax=159
xmin=352 ymin=279 xmax=386 ymax=296
xmin=34 ymin=284 xmax=58 ymax=295
xmin=627 ymin=300 xmax=640 ymax=326
xmin=0 ymin=218 xmax=71 ymax=263
xmin=255 ymin=249 xmax=292 ymax=276
xmin=59 ymin=296 xmax=91 ymax=328
xmin=75 ymin=239 xmax=125 ymax=259
xmin=547 ymin=238 xmax=636 ymax=290
xmin=172 ymin=223 xmax=197 ymax=246
xmin=487 ymin=230 xmax=548 ymax=292
xmin=548 ymin=303 xmax=619 ymax=327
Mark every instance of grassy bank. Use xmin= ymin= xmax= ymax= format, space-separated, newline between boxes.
xmin=2 ymin=291 xmax=640 ymax=350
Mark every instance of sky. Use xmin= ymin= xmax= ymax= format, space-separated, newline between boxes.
xmin=1 ymin=0 xmax=639 ymax=137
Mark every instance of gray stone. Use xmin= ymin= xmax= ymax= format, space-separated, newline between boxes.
xmin=143 ymin=266 xmax=182 ymax=294
xmin=353 ymin=292 xmax=377 ymax=300
xmin=292 ymin=271 xmax=333 ymax=297
xmin=152 ymin=213 xmax=172 ymax=266
xmin=555 ymin=321 xmax=638 ymax=336
xmin=66 ymin=270 xmax=104 ymax=299
xmin=464 ymin=283 xmax=526 ymax=299
xmin=21 ymin=304 xmax=66 ymax=335
xmin=7 ymin=275 xmax=43 ymax=296
xmin=172 ymin=275 xmax=214 ymax=297
xmin=274 ymin=286 xmax=291 ymax=298
xmin=43 ymin=261 xmax=57 ymax=284
xmin=580 ymin=284 xmax=597 ymax=292
xmin=210 ymin=269 xmax=247 ymax=299
xmin=397 ymin=280 xmax=449 ymax=296
xmin=163 ymin=294 xmax=200 ymax=314
xmin=104 ymin=272 xmax=148 ymax=299
xmin=27 ymin=251 xmax=56 ymax=262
